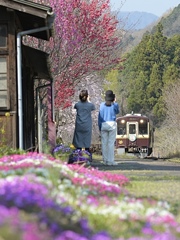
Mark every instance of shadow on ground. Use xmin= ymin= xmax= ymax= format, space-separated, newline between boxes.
xmin=90 ymin=158 xmax=180 ymax=175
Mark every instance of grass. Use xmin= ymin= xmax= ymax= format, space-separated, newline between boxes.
xmin=118 ymin=170 xmax=180 ymax=223
xmin=86 ymin=153 xmax=180 ymax=223
xmin=167 ymin=158 xmax=180 ymax=163
xmin=93 ymin=153 xmax=137 ymax=160
xmin=126 ymin=175 xmax=180 ymax=203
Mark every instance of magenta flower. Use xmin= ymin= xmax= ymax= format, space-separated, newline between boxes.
xmin=68 ymin=164 xmax=129 ymax=186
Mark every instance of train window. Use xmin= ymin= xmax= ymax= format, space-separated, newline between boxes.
xmin=129 ymin=124 xmax=135 ymax=134
xmin=139 ymin=121 xmax=148 ymax=134
xmin=117 ymin=121 xmax=126 ymax=135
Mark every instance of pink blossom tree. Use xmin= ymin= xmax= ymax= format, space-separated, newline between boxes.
xmin=31 ymin=0 xmax=122 ymax=108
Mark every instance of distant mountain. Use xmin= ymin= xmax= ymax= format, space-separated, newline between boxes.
xmin=118 ymin=4 xmax=180 ymax=54
xmin=116 ymin=11 xmax=159 ymax=30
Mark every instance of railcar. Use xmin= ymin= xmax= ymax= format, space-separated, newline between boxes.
xmin=116 ymin=113 xmax=154 ymax=158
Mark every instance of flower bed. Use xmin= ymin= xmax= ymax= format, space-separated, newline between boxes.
xmin=68 ymin=149 xmax=92 ymax=164
xmin=52 ymin=144 xmax=72 ymax=162
xmin=53 ymin=144 xmax=92 ymax=164
xmin=0 ymin=152 xmax=180 ymax=239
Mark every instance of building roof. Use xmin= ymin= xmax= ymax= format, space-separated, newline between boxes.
xmin=0 ymin=0 xmax=55 ymax=40
xmin=0 ymin=0 xmax=55 ymax=80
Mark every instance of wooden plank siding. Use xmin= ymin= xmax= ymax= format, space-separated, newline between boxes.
xmin=0 ymin=7 xmax=17 ymax=148
xmin=0 ymin=0 xmax=55 ymax=151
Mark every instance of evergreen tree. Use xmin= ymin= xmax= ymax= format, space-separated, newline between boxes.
xmin=119 ymin=23 xmax=169 ymax=122
xmin=127 ymin=71 xmax=148 ymax=113
xmin=163 ymin=64 xmax=179 ymax=86
xmin=147 ymin=63 xmax=163 ymax=109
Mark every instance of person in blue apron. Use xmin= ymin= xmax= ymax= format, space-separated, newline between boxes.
xmin=71 ymin=89 xmax=95 ymax=163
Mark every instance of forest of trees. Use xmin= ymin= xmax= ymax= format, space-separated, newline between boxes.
xmin=105 ymin=5 xmax=180 ymax=157
xmin=117 ymin=23 xmax=180 ymax=125
xmin=107 ymin=21 xmax=180 ymax=157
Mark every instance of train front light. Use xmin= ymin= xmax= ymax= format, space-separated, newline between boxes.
xmin=118 ymin=140 xmax=123 ymax=145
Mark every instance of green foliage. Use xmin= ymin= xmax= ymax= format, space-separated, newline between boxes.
xmin=0 ymin=147 xmax=26 ymax=158
xmin=0 ymin=113 xmax=11 ymax=148
xmin=42 ymin=141 xmax=53 ymax=154
xmin=104 ymin=69 xmax=121 ymax=104
xmin=160 ymin=4 xmax=180 ymax=36
xmin=118 ymin=22 xmax=179 ymax=124
xmin=147 ymin=63 xmax=163 ymax=107
xmin=152 ymin=96 xmax=166 ymax=123
xmin=162 ymin=64 xmax=179 ymax=85
xmin=127 ymin=71 xmax=148 ymax=113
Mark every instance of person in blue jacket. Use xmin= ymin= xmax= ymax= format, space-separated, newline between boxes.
xmin=98 ymin=90 xmax=120 ymax=165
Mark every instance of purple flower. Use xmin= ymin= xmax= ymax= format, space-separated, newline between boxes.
xmin=54 ymin=230 xmax=113 ymax=240
xmin=55 ymin=230 xmax=88 ymax=240
xmin=68 ymin=149 xmax=92 ymax=164
xmin=0 ymin=175 xmax=96 ymax=237
xmin=0 ymin=206 xmax=52 ymax=239
xmin=53 ymin=144 xmax=71 ymax=154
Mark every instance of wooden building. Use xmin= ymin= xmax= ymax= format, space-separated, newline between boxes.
xmin=0 ymin=0 xmax=56 ymax=151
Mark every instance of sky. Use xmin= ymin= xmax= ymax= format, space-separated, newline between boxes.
xmin=110 ymin=0 xmax=180 ymax=16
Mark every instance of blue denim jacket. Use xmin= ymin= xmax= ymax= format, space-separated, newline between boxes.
xmin=98 ymin=102 xmax=120 ymax=131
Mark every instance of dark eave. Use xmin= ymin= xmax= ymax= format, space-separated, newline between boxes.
xmin=0 ymin=0 xmax=55 ymax=40
xmin=23 ymin=45 xmax=52 ymax=80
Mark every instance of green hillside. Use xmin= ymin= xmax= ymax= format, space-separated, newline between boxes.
xmin=120 ymin=4 xmax=180 ymax=53
xmin=109 ymin=5 xmax=180 ymax=157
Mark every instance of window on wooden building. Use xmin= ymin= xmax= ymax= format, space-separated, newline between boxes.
xmin=0 ymin=25 xmax=7 ymax=47
xmin=0 ymin=58 xmax=7 ymax=108
xmin=0 ymin=25 xmax=8 ymax=109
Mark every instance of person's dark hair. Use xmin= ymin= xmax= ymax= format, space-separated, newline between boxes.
xmin=105 ymin=90 xmax=115 ymax=106
xmin=79 ymin=89 xmax=88 ymax=102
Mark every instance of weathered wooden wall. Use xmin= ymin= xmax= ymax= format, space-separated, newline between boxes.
xmin=0 ymin=7 xmax=17 ymax=148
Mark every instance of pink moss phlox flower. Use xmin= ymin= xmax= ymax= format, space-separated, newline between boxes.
xmin=142 ymin=222 xmax=178 ymax=239
xmin=22 ymin=221 xmax=52 ymax=240
xmin=142 ymin=222 xmax=155 ymax=235
xmin=67 ymin=164 xmax=129 ymax=186
xmin=71 ymin=175 xmax=124 ymax=196
xmin=149 ymin=232 xmax=177 ymax=240
xmin=55 ymin=230 xmax=88 ymax=240
xmin=124 ymin=238 xmax=147 ymax=240
xmin=0 ymin=206 xmax=52 ymax=240
xmin=147 ymin=213 xmax=177 ymax=226
xmin=86 ymin=195 xmax=117 ymax=206
xmin=54 ymin=230 xmax=113 ymax=240
xmin=0 ymin=206 xmax=19 ymax=226
xmin=0 ymin=152 xmax=55 ymax=163
xmin=0 ymin=162 xmax=42 ymax=171
xmin=0 ymin=152 xmax=62 ymax=173
xmin=0 ymin=175 xmax=97 ymax=237
xmin=86 ymin=195 xmax=100 ymax=206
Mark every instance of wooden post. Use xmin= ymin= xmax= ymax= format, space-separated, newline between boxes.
xmin=48 ymin=85 xmax=56 ymax=150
